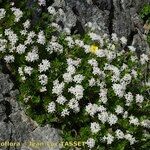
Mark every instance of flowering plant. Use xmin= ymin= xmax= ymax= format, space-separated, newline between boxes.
xmin=0 ymin=1 xmax=150 ymax=150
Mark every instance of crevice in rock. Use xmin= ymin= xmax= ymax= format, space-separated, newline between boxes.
xmin=1 ymin=100 xmax=14 ymax=124
xmin=118 ymin=0 xmax=123 ymax=11
xmin=0 ymin=59 xmax=19 ymax=90
xmin=71 ymin=20 xmax=85 ymax=36
xmin=124 ymin=30 xmax=138 ymax=50
xmin=72 ymin=6 xmax=80 ymax=16
xmin=46 ymin=0 xmax=54 ymax=6
xmin=108 ymin=0 xmax=114 ymax=36
xmin=92 ymin=0 xmax=111 ymax=11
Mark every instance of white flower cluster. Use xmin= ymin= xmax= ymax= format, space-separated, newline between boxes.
xmin=0 ymin=37 xmax=7 ymax=52
xmin=52 ymin=80 xmax=65 ymax=96
xmin=0 ymin=8 xmax=6 ymax=20
xmin=68 ymin=84 xmax=84 ymax=100
xmin=47 ymin=41 xmax=63 ymax=54
xmin=4 ymin=28 xmax=18 ymax=46
xmin=38 ymin=59 xmax=50 ymax=73
xmin=38 ymin=0 xmax=46 ymax=6
xmin=4 ymin=55 xmax=15 ymax=63
xmin=11 ymin=7 xmax=23 ymax=22
xmin=16 ymin=44 xmax=26 ymax=54
xmin=39 ymin=74 xmax=48 ymax=86
xmin=25 ymin=47 xmax=39 ymax=62
xmin=37 ymin=31 xmax=46 ymax=45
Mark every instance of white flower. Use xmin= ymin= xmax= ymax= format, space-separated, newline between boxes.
xmin=24 ymin=31 xmax=36 ymax=45
xmin=75 ymin=39 xmax=84 ymax=47
xmin=4 ymin=55 xmax=14 ymax=63
xmin=128 ymin=46 xmax=136 ymax=52
xmin=92 ymin=67 xmax=103 ymax=76
xmin=63 ymin=73 xmax=72 ymax=83
xmin=98 ymin=111 xmax=108 ymax=124
xmin=61 ymin=108 xmax=70 ymax=117
xmin=68 ymin=98 xmax=79 ymax=112
xmin=20 ymin=30 xmax=27 ymax=36
xmin=51 ymin=22 xmax=61 ymax=31
xmin=97 ymin=105 xmax=106 ymax=112
xmin=103 ymin=133 xmax=114 ymax=144
xmin=141 ymin=119 xmax=150 ymax=128
xmin=129 ymin=116 xmax=139 ymax=126
xmin=106 ymin=51 xmax=116 ymax=61
xmin=68 ymin=85 xmax=84 ymax=100
xmin=73 ymin=74 xmax=84 ymax=84
xmin=86 ymin=138 xmax=95 ymax=149
xmin=66 ymin=65 xmax=76 ymax=75
xmin=121 ymin=63 xmax=128 ymax=71
xmin=40 ymin=86 xmax=47 ymax=92
xmin=25 ymin=48 xmax=39 ymax=62
xmin=21 ymin=76 xmax=26 ymax=81
xmin=135 ymin=94 xmax=144 ymax=103
xmin=16 ymin=44 xmax=26 ymax=54
xmin=120 ymin=74 xmax=132 ymax=85
xmin=23 ymin=20 xmax=30 ymax=29
xmin=0 ymin=8 xmax=6 ymax=20
xmin=39 ymin=74 xmax=48 ymax=85
xmin=112 ymin=83 xmax=126 ymax=98
xmin=11 ymin=7 xmax=23 ymax=22
xmin=108 ymin=114 xmax=118 ymax=125
xmin=120 ymin=36 xmax=127 ymax=44
xmin=88 ymin=59 xmax=98 ymax=67
xmin=47 ymin=41 xmax=63 ymax=54
xmin=18 ymin=67 xmax=24 ymax=76
xmin=4 ymin=28 xmax=18 ymax=45
xmin=88 ymin=32 xmax=103 ymax=46
xmin=65 ymin=36 xmax=74 ymax=48
xmin=48 ymin=101 xmax=56 ymax=113
xmin=131 ymin=55 xmax=138 ymax=62
xmin=38 ymin=0 xmax=46 ymax=6
xmin=85 ymin=103 xmax=98 ymax=117
xmin=38 ymin=59 xmax=50 ymax=73
xmin=52 ymin=80 xmax=65 ymax=95
xmin=115 ymin=129 xmax=124 ymax=139
xmin=99 ymin=88 xmax=108 ymax=104
xmin=37 ymin=31 xmax=45 ymax=45
xmin=111 ymin=33 xmax=118 ymax=42
xmin=67 ymin=58 xmax=81 ymax=67
xmin=47 ymin=6 xmax=56 ymax=15
xmin=131 ymin=69 xmax=138 ymax=78
xmin=0 ymin=38 xmax=7 ymax=52
xmin=140 ymin=53 xmax=149 ymax=65
xmin=123 ymin=111 xmax=128 ymax=119
xmin=83 ymin=44 xmax=90 ymax=53
xmin=125 ymin=134 xmax=136 ymax=145
xmin=115 ymin=105 xmax=124 ymax=114
xmin=56 ymin=95 xmax=67 ymax=105
xmin=90 ymin=122 xmax=101 ymax=134
xmin=64 ymin=28 xmax=71 ymax=35
xmin=124 ymin=92 xmax=133 ymax=106
xmin=89 ymin=78 xmax=96 ymax=87
xmin=24 ymin=66 xmax=33 ymax=76
xmin=95 ymin=49 xmax=106 ymax=58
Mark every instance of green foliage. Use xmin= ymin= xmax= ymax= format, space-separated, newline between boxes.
xmin=140 ymin=4 xmax=150 ymax=45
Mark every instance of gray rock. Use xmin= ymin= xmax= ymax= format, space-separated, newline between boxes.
xmin=52 ymin=0 xmax=150 ymax=52
xmin=0 ymin=73 xmax=61 ymax=150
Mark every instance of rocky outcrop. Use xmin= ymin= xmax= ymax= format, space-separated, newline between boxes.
xmin=52 ymin=0 xmax=150 ymax=52
xmin=0 ymin=73 xmax=61 ymax=150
